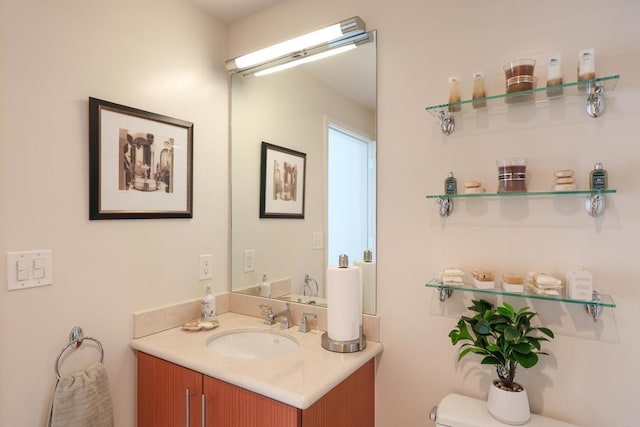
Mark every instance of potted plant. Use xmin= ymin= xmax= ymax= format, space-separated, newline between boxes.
xmin=448 ymin=299 xmax=555 ymax=425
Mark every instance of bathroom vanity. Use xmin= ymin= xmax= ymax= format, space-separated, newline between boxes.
xmin=131 ymin=312 xmax=382 ymax=427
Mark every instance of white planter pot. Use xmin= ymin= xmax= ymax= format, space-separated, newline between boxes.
xmin=486 ymin=380 xmax=531 ymax=425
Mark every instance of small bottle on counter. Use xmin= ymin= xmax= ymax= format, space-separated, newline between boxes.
xmin=201 ymin=285 xmax=215 ymax=320
xmin=589 ymin=162 xmax=608 ymax=190
xmin=444 ymin=172 xmax=457 ymax=195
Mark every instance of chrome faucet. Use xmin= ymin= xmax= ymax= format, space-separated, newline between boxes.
xmin=298 ymin=313 xmax=317 ymax=333
xmin=262 ymin=303 xmax=292 ymax=328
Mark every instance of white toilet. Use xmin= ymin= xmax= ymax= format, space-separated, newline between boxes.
xmin=431 ymin=394 xmax=578 ymax=427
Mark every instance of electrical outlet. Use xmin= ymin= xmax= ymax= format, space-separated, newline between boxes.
xmin=244 ymin=249 xmax=255 ymax=272
xmin=199 ymin=254 xmax=213 ymax=280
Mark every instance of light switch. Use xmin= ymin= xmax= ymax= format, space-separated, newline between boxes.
xmin=16 ymin=259 xmax=29 ymax=281
xmin=33 ymin=268 xmax=45 ymax=280
xmin=312 ymin=232 xmax=323 ymax=250
xmin=7 ymin=250 xmax=53 ymax=291
xmin=16 ymin=269 xmax=29 ymax=281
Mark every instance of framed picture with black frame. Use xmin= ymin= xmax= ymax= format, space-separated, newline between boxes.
xmin=260 ymin=141 xmax=306 ymax=219
xmin=89 ymin=97 xmax=193 ymax=219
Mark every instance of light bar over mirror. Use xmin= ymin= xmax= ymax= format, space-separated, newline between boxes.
xmin=226 ymin=16 xmax=371 ymax=77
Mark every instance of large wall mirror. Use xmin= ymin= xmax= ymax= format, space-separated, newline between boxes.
xmin=230 ymin=31 xmax=377 ymax=315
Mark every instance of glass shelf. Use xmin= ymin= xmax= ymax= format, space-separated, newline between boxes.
xmin=426 ymin=189 xmax=617 ymax=199
xmin=425 ymin=279 xmax=616 ymax=308
xmin=425 ymin=74 xmax=620 ymax=117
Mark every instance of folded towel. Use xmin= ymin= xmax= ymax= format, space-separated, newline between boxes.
xmin=49 ymin=362 xmax=114 ymax=427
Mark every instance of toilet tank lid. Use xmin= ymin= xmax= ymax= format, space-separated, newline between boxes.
xmin=435 ymin=394 xmax=578 ymax=427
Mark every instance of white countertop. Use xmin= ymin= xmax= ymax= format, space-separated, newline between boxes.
xmin=130 ymin=312 xmax=383 ymax=409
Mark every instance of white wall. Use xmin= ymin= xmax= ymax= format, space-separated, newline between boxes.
xmin=230 ymin=67 xmax=374 ymax=297
xmin=229 ymin=1 xmax=640 ymax=426
xmin=0 ymin=0 xmax=228 ymax=425
xmin=3 ymin=0 xmax=639 ymax=426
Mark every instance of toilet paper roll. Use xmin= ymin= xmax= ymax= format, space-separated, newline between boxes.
xmin=354 ymin=260 xmax=376 ymax=314
xmin=327 ymin=265 xmax=362 ymax=342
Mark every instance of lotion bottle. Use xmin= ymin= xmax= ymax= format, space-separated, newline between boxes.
xmin=578 ymin=48 xmax=595 ymax=91
xmin=578 ymin=48 xmax=596 ymax=82
xmin=546 ymin=54 xmax=563 ymax=97
xmin=448 ymin=77 xmax=461 ymax=112
xmin=471 ymin=72 xmax=487 ymax=108
xmin=444 ymin=172 xmax=457 ymax=195
xmin=589 ymin=162 xmax=608 ymax=190
xmin=201 ymin=285 xmax=215 ymax=321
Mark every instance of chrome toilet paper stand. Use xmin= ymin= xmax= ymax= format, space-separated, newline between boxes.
xmin=321 ymin=325 xmax=367 ymax=353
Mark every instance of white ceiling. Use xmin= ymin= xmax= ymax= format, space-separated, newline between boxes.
xmin=191 ymin=0 xmax=284 ymax=23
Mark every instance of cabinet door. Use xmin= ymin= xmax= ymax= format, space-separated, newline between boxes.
xmin=203 ymin=376 xmax=300 ymax=427
xmin=302 ymin=359 xmax=375 ymax=427
xmin=137 ymin=352 xmax=203 ymax=427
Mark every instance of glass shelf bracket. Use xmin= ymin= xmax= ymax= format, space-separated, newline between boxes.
xmin=425 ymin=75 xmax=620 ymax=135
xmin=426 ymin=281 xmax=615 ymax=321
xmin=426 ymin=189 xmax=616 ymax=218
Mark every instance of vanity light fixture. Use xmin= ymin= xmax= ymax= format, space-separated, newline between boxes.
xmin=226 ymin=16 xmax=370 ymax=77
xmin=253 ymin=44 xmax=356 ymax=77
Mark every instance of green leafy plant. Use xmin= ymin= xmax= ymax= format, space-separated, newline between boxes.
xmin=449 ymin=299 xmax=554 ymax=391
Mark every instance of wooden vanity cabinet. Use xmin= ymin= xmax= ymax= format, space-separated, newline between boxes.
xmin=137 ymin=352 xmax=374 ymax=427
xmin=203 ymin=376 xmax=299 ymax=426
xmin=137 ymin=352 xmax=202 ymax=426
xmin=301 ymin=357 xmax=375 ymax=427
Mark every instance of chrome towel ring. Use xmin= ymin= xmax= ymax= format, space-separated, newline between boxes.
xmin=54 ymin=326 xmax=104 ymax=380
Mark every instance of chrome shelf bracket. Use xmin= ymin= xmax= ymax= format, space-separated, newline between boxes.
xmin=438 ymin=110 xmax=455 ymax=135
xmin=586 ymin=192 xmax=606 ymax=217
xmin=437 ymin=286 xmax=453 ymax=302
xmin=585 ymin=290 xmax=603 ymax=321
xmin=437 ymin=196 xmax=453 ymax=217
xmin=586 ymin=85 xmax=606 ymax=118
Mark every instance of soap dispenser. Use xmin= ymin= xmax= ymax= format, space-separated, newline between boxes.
xmin=201 ymin=285 xmax=215 ymax=321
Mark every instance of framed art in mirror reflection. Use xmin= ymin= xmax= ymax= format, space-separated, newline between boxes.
xmin=259 ymin=141 xmax=306 ymax=219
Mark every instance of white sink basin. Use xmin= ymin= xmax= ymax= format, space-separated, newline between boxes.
xmin=206 ymin=330 xmax=298 ymax=359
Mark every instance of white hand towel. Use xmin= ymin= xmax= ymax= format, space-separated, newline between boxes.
xmin=49 ymin=362 xmax=114 ymax=427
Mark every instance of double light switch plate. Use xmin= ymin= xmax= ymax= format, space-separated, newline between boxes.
xmin=6 ymin=249 xmax=53 ymax=291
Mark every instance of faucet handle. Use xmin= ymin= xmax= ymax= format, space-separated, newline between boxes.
xmin=298 ymin=313 xmax=317 ymax=333
xmin=279 ymin=303 xmax=292 ymax=329
xmin=260 ymin=305 xmax=273 ymax=324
